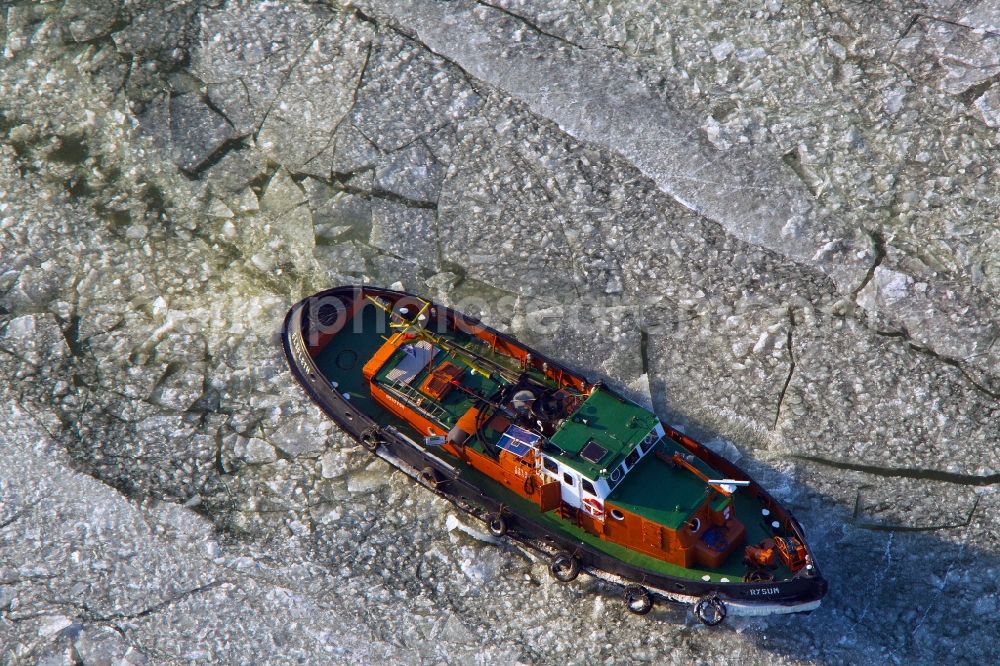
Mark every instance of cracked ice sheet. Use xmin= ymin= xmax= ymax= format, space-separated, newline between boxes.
xmin=368 ymin=0 xmax=1000 ymax=389
xmin=0 ymin=402 xmax=408 ymax=664
xmin=191 ymin=2 xmax=374 ymax=175
xmin=438 ymin=94 xmax=835 ymax=308
xmin=775 ymin=307 xmax=1000 ymax=476
xmin=355 ymin=0 xmax=874 ymax=295
xmin=643 ymin=296 xmax=999 ymax=476
xmin=350 ymin=29 xmax=481 ymax=152
xmin=851 ymin=477 xmax=981 ymax=531
xmin=856 ymin=257 xmax=1000 ymax=379
xmin=5 ymin=1 xmax=1000 ymax=662
xmin=644 ymin=307 xmax=794 ymax=453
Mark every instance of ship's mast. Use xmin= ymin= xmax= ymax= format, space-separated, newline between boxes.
xmin=365 ymin=295 xmax=522 ymax=383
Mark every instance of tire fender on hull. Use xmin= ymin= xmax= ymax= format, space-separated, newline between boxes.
xmin=487 ymin=513 xmax=508 ymax=537
xmin=623 ymin=585 xmax=653 ymax=615
xmin=550 ymin=551 xmax=580 ymax=582
xmin=695 ymin=595 xmax=727 ymax=626
xmin=420 ymin=466 xmax=440 ymax=490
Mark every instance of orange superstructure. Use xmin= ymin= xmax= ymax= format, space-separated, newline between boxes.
xmin=358 ymin=304 xmax=749 ymax=571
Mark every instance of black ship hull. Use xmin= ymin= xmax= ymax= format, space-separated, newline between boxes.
xmin=282 ymin=286 xmax=827 ymax=622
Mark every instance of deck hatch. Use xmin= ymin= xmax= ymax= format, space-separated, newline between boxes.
xmin=580 ymin=439 xmax=608 ymax=464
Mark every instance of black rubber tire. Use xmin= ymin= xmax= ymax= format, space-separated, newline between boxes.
xmin=694 ymin=595 xmax=727 ymax=626
xmin=360 ymin=430 xmax=380 ymax=453
xmin=549 ymin=551 xmax=580 ymax=583
xmin=487 ymin=513 xmax=508 ymax=537
xmin=623 ymin=585 xmax=653 ymax=615
xmin=419 ymin=466 xmax=439 ymax=490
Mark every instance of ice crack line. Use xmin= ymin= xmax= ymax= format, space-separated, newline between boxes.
xmin=852 ymin=229 xmax=887 ymax=298
xmin=773 ymin=306 xmax=796 ymax=429
xmin=852 ymin=492 xmax=981 ymax=532
xmin=794 ymin=454 xmax=1000 ymax=487
xmin=473 ymin=0 xmax=590 ymax=51
xmin=87 ymin=580 xmax=224 ymax=623
xmin=874 ymin=328 xmax=1000 ymax=402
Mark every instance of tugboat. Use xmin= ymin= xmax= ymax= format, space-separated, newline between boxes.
xmin=282 ymin=286 xmax=827 ymax=623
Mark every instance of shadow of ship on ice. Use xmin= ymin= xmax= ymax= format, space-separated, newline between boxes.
xmin=619 ymin=399 xmax=998 ymax=665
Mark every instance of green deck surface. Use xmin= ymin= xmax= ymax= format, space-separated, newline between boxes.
xmin=607 ymin=452 xmax=710 ymax=530
xmin=549 ymin=389 xmax=659 ymax=478
xmin=312 ymin=304 xmax=399 ymax=426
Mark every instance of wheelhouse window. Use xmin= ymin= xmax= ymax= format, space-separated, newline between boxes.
xmin=638 ymin=435 xmax=656 ymax=454
xmin=543 ymin=457 xmax=558 ymax=474
xmin=581 ymin=479 xmax=596 ymax=495
xmin=562 ymin=472 xmax=575 ymax=486
xmin=624 ymin=447 xmax=640 ymax=468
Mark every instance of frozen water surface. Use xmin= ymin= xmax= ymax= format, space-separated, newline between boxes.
xmin=1 ymin=0 xmax=999 ymax=663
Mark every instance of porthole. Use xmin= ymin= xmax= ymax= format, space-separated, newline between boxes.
xmin=610 ymin=508 xmax=625 ymax=521
xmin=643 ymin=432 xmax=656 ymax=445
xmin=610 ymin=468 xmax=622 ymax=482
xmin=688 ymin=517 xmax=701 ymax=532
